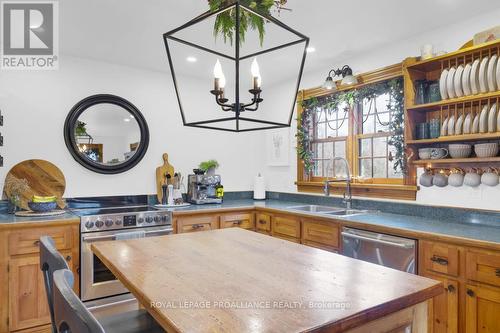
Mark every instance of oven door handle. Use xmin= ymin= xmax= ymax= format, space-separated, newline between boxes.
xmin=82 ymin=228 xmax=173 ymax=242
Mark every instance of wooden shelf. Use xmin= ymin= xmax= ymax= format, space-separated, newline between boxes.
xmin=412 ymin=157 xmax=500 ymax=165
xmin=406 ymin=133 xmax=500 ymax=145
xmin=407 ymin=91 xmax=500 ymax=112
xmin=405 ymin=39 xmax=500 ymax=72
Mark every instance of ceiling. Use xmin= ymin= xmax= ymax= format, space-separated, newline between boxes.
xmin=61 ymin=0 xmax=500 ymax=81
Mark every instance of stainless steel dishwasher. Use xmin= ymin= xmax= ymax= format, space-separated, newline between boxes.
xmin=342 ymin=227 xmax=417 ymax=274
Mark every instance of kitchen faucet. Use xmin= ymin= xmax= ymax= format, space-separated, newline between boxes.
xmin=323 ymin=157 xmax=352 ymax=209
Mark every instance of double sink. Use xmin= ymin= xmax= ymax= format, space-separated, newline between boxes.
xmin=287 ymin=205 xmax=371 ymax=217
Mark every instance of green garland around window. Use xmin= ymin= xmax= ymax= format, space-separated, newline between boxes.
xmin=296 ymin=77 xmax=406 ymax=175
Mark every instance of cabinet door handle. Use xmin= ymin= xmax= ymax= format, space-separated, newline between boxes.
xmin=496 ymin=268 xmax=500 ymax=277
xmin=191 ymin=224 xmax=203 ymax=229
xmin=447 ymin=284 xmax=455 ymax=293
xmin=466 ymin=289 xmax=475 ymax=297
xmin=233 ymin=220 xmax=242 ymax=225
xmin=65 ymin=255 xmax=72 ymax=262
xmin=431 ymin=256 xmax=449 ymax=266
xmin=33 ymin=240 xmax=40 ymax=246
xmin=258 ymin=220 xmax=267 ymax=225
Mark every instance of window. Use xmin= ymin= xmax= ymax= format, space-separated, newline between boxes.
xmin=296 ymin=65 xmax=415 ymax=200
xmin=355 ymin=93 xmax=402 ymax=182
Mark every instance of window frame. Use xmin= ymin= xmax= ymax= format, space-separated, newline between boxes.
xmin=296 ymin=63 xmax=417 ymax=200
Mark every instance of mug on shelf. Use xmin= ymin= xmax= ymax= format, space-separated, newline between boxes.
xmin=448 ymin=168 xmax=465 ymax=187
xmin=481 ymin=168 xmax=499 ymax=187
xmin=463 ymin=168 xmax=482 ymax=187
xmin=429 ymin=119 xmax=441 ymax=139
xmin=419 ymin=169 xmax=434 ymax=187
xmin=432 ymin=170 xmax=448 ymax=187
xmin=430 ymin=148 xmax=448 ymax=160
xmin=416 ymin=123 xmax=430 ymax=140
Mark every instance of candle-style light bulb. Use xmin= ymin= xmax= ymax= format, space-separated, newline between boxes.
xmin=251 ymin=58 xmax=261 ymax=89
xmin=213 ymin=59 xmax=226 ymax=90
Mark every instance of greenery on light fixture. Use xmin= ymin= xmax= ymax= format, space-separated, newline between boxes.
xmin=208 ymin=0 xmax=289 ymax=45
xmin=198 ymin=159 xmax=220 ymax=172
xmin=297 ymin=78 xmax=406 ymax=175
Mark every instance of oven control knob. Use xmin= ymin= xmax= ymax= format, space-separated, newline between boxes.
xmin=161 ymin=215 xmax=168 ymax=222
xmin=115 ymin=219 xmax=122 ymax=226
xmin=95 ymin=220 xmax=104 ymax=228
xmin=105 ymin=219 xmax=114 ymax=227
xmin=154 ymin=216 xmax=160 ymax=223
xmin=85 ymin=221 xmax=94 ymax=229
xmin=145 ymin=216 xmax=153 ymax=223
xmin=138 ymin=217 xmax=144 ymax=224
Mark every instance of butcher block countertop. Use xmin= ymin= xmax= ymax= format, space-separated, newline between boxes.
xmin=92 ymin=228 xmax=441 ymax=333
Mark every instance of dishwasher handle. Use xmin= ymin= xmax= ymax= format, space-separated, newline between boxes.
xmin=341 ymin=231 xmax=415 ymax=249
xmin=82 ymin=227 xmax=173 ymax=242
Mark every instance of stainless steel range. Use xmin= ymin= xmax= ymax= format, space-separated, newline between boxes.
xmin=75 ymin=206 xmax=173 ymax=317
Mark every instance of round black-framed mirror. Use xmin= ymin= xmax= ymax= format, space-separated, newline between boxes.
xmin=64 ymin=94 xmax=149 ymax=174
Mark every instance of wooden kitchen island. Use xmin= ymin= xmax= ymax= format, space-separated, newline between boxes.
xmin=92 ymin=228 xmax=442 ymax=333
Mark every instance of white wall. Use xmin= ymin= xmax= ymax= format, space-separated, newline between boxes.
xmin=0 ymin=57 xmax=264 ymax=197
xmin=261 ymin=9 xmax=500 ymax=211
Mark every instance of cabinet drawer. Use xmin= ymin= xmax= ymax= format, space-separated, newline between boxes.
xmin=421 ymin=241 xmax=460 ymax=277
xmin=220 ymin=212 xmax=254 ymax=230
xmin=466 ymin=249 xmax=500 ymax=287
xmin=302 ymin=220 xmax=339 ymax=248
xmin=273 ymin=234 xmax=300 ymax=243
xmin=303 ymin=240 xmax=338 ymax=253
xmin=272 ymin=215 xmax=300 ymax=238
xmin=255 ymin=213 xmax=271 ymax=232
xmin=8 ymin=226 xmax=74 ymax=256
xmin=176 ymin=215 xmax=219 ymax=233
xmin=423 ymin=273 xmax=458 ymax=333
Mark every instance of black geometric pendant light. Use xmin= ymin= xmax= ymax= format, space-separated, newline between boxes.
xmin=163 ymin=0 xmax=309 ymax=132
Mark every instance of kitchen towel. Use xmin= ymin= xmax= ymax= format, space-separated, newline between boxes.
xmin=115 ymin=230 xmax=146 ymax=240
xmin=254 ymin=173 xmax=266 ymax=200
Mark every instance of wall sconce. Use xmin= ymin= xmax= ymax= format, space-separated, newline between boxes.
xmin=322 ymin=65 xmax=358 ymax=91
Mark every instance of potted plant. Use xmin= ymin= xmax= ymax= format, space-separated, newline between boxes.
xmin=199 ymin=159 xmax=220 ymax=176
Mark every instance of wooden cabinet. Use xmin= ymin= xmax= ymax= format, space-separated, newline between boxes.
xmin=255 ymin=213 xmax=271 ymax=234
xmin=8 ymin=251 xmax=76 ymax=332
xmin=465 ymin=283 xmax=500 ymax=333
xmin=302 ymin=219 xmax=340 ymax=250
xmin=0 ymin=222 xmax=79 ymax=333
xmin=175 ymin=215 xmax=219 ymax=233
xmin=220 ymin=212 xmax=255 ymax=230
xmin=421 ymin=241 xmax=461 ymax=277
xmin=466 ymin=249 xmax=500 ymax=288
xmin=424 ymin=274 xmax=459 ymax=333
xmin=272 ymin=215 xmax=300 ymax=240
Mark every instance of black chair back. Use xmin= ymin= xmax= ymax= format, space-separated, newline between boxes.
xmin=53 ymin=269 xmax=105 ymax=333
xmin=39 ymin=236 xmax=70 ymax=333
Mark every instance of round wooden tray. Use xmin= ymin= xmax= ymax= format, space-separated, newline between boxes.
xmin=15 ymin=210 xmax=67 ymax=217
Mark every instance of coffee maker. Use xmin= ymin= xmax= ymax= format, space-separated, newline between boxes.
xmin=187 ymin=174 xmax=223 ymax=204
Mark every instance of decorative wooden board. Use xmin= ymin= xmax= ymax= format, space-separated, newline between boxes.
xmin=15 ymin=210 xmax=67 ymax=217
xmin=3 ymin=159 xmax=66 ymax=210
xmin=155 ymin=153 xmax=175 ymax=203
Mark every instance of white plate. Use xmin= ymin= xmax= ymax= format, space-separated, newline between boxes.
xmin=487 ymin=55 xmax=498 ymax=92
xmin=488 ymin=103 xmax=498 ymax=133
xmin=479 ymin=57 xmax=489 ymax=93
xmin=470 ymin=59 xmax=481 ymax=94
xmin=441 ymin=116 xmax=449 ymax=136
xmin=497 ymin=56 xmax=500 ymax=89
xmin=479 ymin=105 xmax=489 ymax=133
xmin=448 ymin=114 xmax=455 ymax=135
xmin=463 ymin=113 xmax=472 ymax=134
xmin=462 ymin=63 xmax=472 ymax=96
xmin=455 ymin=114 xmax=464 ymax=135
xmin=454 ymin=65 xmax=464 ymax=97
xmin=439 ymin=69 xmax=449 ymax=100
xmin=446 ymin=67 xmax=457 ymax=98
xmin=471 ymin=112 xmax=480 ymax=134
